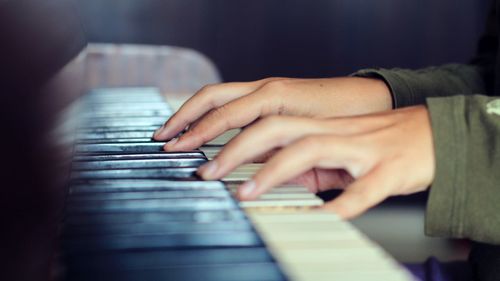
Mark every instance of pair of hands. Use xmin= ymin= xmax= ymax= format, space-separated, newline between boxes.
xmin=153 ymin=77 xmax=436 ymax=219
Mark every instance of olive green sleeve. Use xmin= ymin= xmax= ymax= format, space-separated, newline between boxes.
xmin=353 ymin=65 xmax=488 ymax=108
xmin=425 ymin=95 xmax=500 ymax=244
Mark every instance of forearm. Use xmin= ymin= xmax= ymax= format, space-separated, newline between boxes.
xmin=301 ymin=76 xmax=393 ymax=116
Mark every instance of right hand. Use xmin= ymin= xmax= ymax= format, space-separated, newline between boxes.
xmin=153 ymin=77 xmax=392 ymax=151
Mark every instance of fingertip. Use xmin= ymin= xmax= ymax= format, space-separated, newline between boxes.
xmin=153 ymin=126 xmax=172 ymax=140
xmin=236 ymin=180 xmax=257 ymax=200
xmin=162 ymin=137 xmax=179 ymax=151
xmin=320 ymin=201 xmax=359 ymax=220
xmin=152 ymin=130 xmax=162 ymax=140
xmin=197 ymin=161 xmax=219 ymax=180
xmin=320 ymin=204 xmax=347 ymax=220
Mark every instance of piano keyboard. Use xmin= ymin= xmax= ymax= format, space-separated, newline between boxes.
xmin=61 ymin=87 xmax=413 ymax=281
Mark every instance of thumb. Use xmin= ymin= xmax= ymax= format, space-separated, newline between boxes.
xmin=322 ymin=165 xmax=394 ymax=219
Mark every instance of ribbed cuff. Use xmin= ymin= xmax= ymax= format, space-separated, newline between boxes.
xmin=352 ymin=68 xmax=415 ymax=109
xmin=425 ymin=96 xmax=467 ymax=239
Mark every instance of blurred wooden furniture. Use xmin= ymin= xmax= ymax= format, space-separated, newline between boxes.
xmin=84 ymin=43 xmax=221 ymax=102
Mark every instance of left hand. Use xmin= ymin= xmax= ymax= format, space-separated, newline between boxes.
xmin=197 ymin=105 xmax=436 ymax=219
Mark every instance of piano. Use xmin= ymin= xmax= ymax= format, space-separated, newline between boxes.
xmin=0 ymin=1 xmax=414 ymax=279
xmin=59 ymin=87 xmax=414 ymax=281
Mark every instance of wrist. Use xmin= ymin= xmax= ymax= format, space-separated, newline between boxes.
xmin=332 ymin=77 xmax=393 ymax=115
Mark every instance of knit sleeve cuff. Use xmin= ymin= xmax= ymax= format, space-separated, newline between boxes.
xmin=424 ymin=96 xmax=467 ymax=239
xmin=352 ymin=68 xmax=416 ymax=109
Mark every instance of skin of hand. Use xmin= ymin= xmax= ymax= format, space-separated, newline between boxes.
xmin=153 ymin=77 xmax=392 ymax=151
xmin=197 ymin=105 xmax=436 ymax=219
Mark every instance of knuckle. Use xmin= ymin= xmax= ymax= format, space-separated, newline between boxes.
xmin=259 ymin=77 xmax=285 ymax=84
xmin=184 ymin=128 xmax=208 ymax=145
xmin=211 ymin=104 xmax=229 ymax=118
xmin=352 ymin=189 xmax=373 ymax=206
xmin=208 ymin=105 xmax=231 ymax=130
xmin=199 ymin=83 xmax=217 ymax=93
xmin=198 ymin=84 xmax=220 ymax=107
xmin=262 ymin=79 xmax=289 ymax=92
xmin=297 ymin=136 xmax=325 ymax=162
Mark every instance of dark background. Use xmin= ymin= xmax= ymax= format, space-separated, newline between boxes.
xmin=76 ymin=0 xmax=492 ymax=82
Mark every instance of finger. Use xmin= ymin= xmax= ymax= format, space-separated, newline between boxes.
xmin=197 ymin=116 xmax=330 ymax=180
xmin=321 ymin=113 xmax=395 ymax=136
xmin=252 ymin=148 xmax=279 ymax=163
xmin=164 ymin=88 xmax=282 ymax=151
xmin=237 ymin=135 xmax=357 ymax=200
xmin=321 ymin=165 xmax=394 ymax=219
xmin=153 ymin=80 xmax=266 ymax=140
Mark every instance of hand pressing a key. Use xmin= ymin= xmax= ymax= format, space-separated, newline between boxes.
xmin=197 ymin=105 xmax=436 ymax=219
xmin=153 ymin=77 xmax=392 ymax=151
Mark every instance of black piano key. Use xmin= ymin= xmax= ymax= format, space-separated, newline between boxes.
xmin=76 ymin=131 xmax=155 ymax=140
xmin=75 ymin=142 xmax=166 ymax=153
xmin=77 ymin=138 xmax=158 ymax=143
xmin=63 ymin=231 xmax=263 ymax=253
xmin=69 ymin=179 xmax=224 ymax=194
xmin=66 ymin=197 xmax=237 ymax=213
xmin=67 ymin=262 xmax=286 ymax=281
xmin=81 ymin=110 xmax=168 ymax=118
xmin=80 ymin=116 xmax=166 ymax=122
xmin=83 ymin=108 xmax=170 ymax=116
xmin=63 ymin=220 xmax=253 ymax=237
xmin=64 ymin=210 xmax=246 ymax=226
xmin=77 ymin=126 xmax=162 ymax=133
xmin=79 ymin=110 xmax=171 ymax=118
xmin=79 ymin=118 xmax=165 ymax=128
xmin=73 ymin=158 xmax=206 ymax=170
xmin=65 ymin=248 xmax=275 ymax=272
xmin=71 ymin=167 xmax=198 ymax=180
xmin=73 ymin=152 xmax=203 ymax=162
xmin=68 ymin=190 xmax=229 ymax=201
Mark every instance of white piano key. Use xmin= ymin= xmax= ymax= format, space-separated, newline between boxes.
xmin=222 ymin=164 xmax=263 ymax=182
xmin=200 ymin=147 xmax=219 ymax=160
xmin=227 ymin=184 xmax=311 ymax=194
xmin=257 ymin=193 xmax=318 ymax=200
xmin=240 ymin=199 xmax=323 ymax=208
xmin=246 ymin=210 xmax=413 ymax=281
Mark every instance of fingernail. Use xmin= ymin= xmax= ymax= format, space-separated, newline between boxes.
xmin=164 ymin=137 xmax=179 ymax=150
xmin=198 ymin=161 xmax=218 ymax=179
xmin=239 ymin=180 xmax=256 ymax=198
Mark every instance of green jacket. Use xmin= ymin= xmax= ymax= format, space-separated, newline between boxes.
xmin=354 ymin=2 xmax=500 ymax=280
